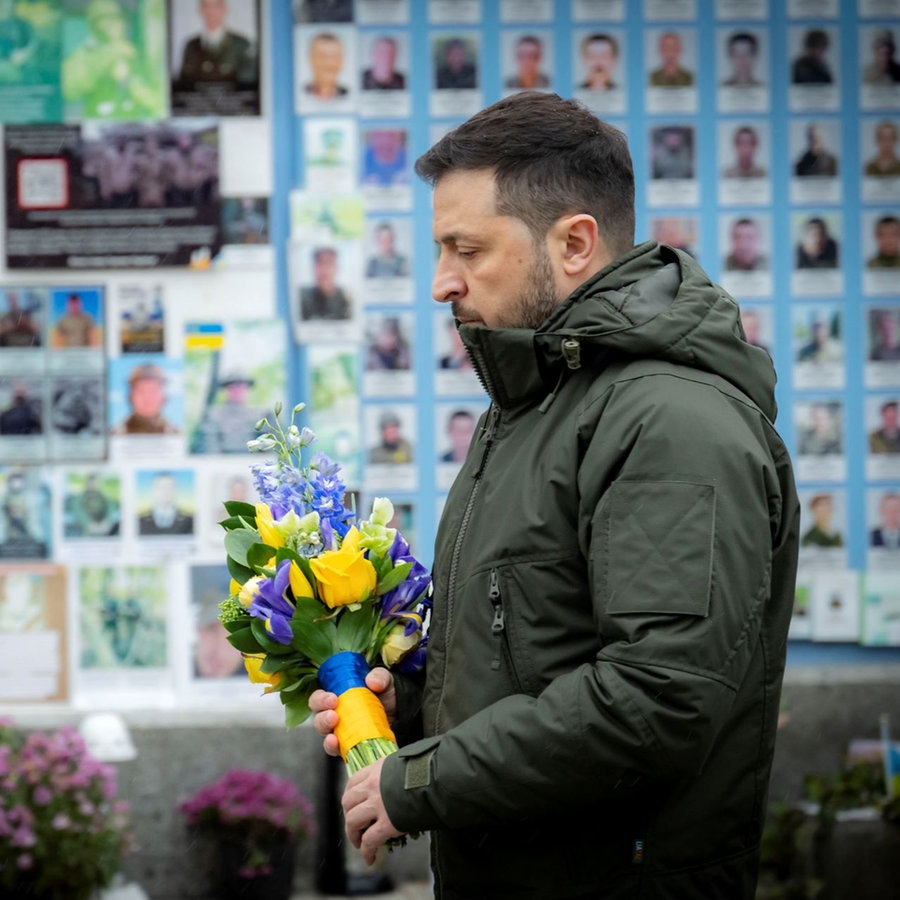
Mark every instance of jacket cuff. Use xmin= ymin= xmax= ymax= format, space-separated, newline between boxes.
xmin=381 ymin=735 xmax=442 ymax=833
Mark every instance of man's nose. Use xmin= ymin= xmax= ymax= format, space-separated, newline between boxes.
xmin=432 ymin=257 xmax=466 ymax=304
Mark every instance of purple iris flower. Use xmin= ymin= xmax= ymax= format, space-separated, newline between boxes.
xmin=248 ymin=559 xmax=294 ymax=644
xmin=380 ymin=532 xmax=432 ymax=630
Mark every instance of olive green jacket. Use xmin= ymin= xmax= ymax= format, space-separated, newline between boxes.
xmin=382 ymin=242 xmax=800 ymax=899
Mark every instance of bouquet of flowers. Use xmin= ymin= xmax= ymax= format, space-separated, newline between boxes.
xmin=0 ymin=718 xmax=134 ymax=900
xmin=217 ymin=402 xmax=431 ymax=778
xmin=178 ymin=768 xmax=314 ymax=879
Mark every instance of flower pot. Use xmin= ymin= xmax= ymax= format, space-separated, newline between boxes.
xmin=214 ymin=837 xmax=296 ymax=900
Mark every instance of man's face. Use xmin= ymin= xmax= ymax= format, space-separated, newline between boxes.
xmin=881 ymin=495 xmax=900 ymax=530
xmin=376 ymin=226 xmax=395 ymax=254
xmin=731 ymin=222 xmax=760 ymax=265
xmin=583 ymin=39 xmax=616 ymax=83
xmin=130 ymin=377 xmax=165 ymax=418
xmin=811 ymin=498 xmax=832 ymax=527
xmin=882 ymin=405 xmax=899 ymax=431
xmin=659 ymin=33 xmax=682 ymax=66
xmin=515 ymin=40 xmax=542 ymax=77
xmin=876 ymin=221 xmax=900 ymax=257
xmin=67 ymin=296 xmax=82 ymax=315
xmin=314 ymin=251 xmax=338 ymax=291
xmin=729 ymin=40 xmax=756 ymax=80
xmin=448 ymin=415 xmax=476 ymax=455
xmin=807 ymin=126 xmax=824 ymax=152
xmin=431 ymin=169 xmax=563 ymax=330
xmin=446 ymin=42 xmax=467 ymax=71
xmin=196 ymin=621 xmax=239 ymax=678
xmin=876 ymin=124 xmax=898 ymax=156
xmin=371 ymin=38 xmax=396 ymax=74
xmin=310 ymin=36 xmax=343 ymax=87
xmin=199 ymin=0 xmax=226 ymax=31
xmin=152 ymin=475 xmax=176 ymax=507
xmin=734 ymin=130 xmax=758 ymax=166
xmin=741 ymin=311 xmax=760 ymax=343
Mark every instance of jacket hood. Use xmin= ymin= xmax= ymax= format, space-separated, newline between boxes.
xmin=459 ymin=241 xmax=778 ymax=420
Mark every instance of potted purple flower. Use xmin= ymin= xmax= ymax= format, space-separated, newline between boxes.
xmin=178 ymin=768 xmax=315 ymax=900
xmin=0 ymin=717 xmax=134 ymax=900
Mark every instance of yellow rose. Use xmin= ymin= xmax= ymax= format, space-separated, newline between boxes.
xmin=309 ymin=527 xmax=377 ymax=609
xmin=243 ymin=654 xmax=281 ymax=692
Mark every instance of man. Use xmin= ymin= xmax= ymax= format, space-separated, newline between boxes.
xmin=740 ymin=308 xmax=770 ymax=355
xmin=870 ymin=400 xmax=900 ymax=454
xmin=797 ymin=316 xmax=842 ymax=364
xmin=801 ymin=493 xmax=843 ymax=548
xmin=795 ymin=216 xmax=838 ymax=269
xmin=871 ymin=309 xmax=900 ymax=361
xmin=722 ymin=31 xmax=762 ymax=86
xmin=362 ymin=35 xmax=405 ymax=90
xmin=51 ymin=292 xmax=99 ymax=347
xmin=0 ymin=292 xmax=40 ymax=347
xmin=440 ymin=408 xmax=477 ymax=463
xmin=798 ymin=402 xmax=842 ymax=456
xmin=138 ymin=471 xmax=193 ymax=536
xmin=362 ymin=128 xmax=408 ymax=186
xmin=724 ymin=217 xmax=767 ymax=271
xmin=723 ymin=125 xmax=766 ymax=178
xmin=578 ymin=32 xmax=619 ymax=90
xmin=177 ymin=0 xmax=257 ymax=85
xmin=792 ymin=28 xmax=832 ymax=84
xmin=867 ymin=214 xmax=900 ymax=268
xmin=366 ymin=222 xmax=409 ymax=278
xmin=864 ymin=119 xmax=900 ymax=176
xmin=197 ymin=369 xmax=266 ymax=454
xmin=0 ymin=381 xmax=41 ymax=435
xmin=304 ymin=31 xmax=347 ymax=98
xmin=864 ymin=29 xmax=900 ymax=85
xmin=794 ymin=124 xmax=838 ymax=177
xmin=435 ymin=37 xmax=476 ymax=90
xmin=311 ymin=92 xmax=800 ymax=899
xmin=300 ymin=247 xmax=351 ymax=320
xmin=651 ymin=125 xmax=693 ymax=179
xmin=871 ymin=492 xmax=900 ymax=549
xmin=368 ymin=410 xmax=412 ymax=464
xmin=649 ymin=30 xmax=693 ymax=86
xmin=505 ymin=34 xmax=549 ymax=90
xmin=111 ymin=363 xmax=180 ymax=435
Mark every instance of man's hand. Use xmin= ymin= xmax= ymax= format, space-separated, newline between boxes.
xmin=342 ymin=756 xmax=406 ymax=865
xmin=309 ymin=666 xmax=396 ymax=757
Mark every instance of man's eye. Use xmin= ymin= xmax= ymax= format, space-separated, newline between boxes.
xmin=457 ymin=249 xmax=476 ymax=259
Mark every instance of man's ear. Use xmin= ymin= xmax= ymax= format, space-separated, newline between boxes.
xmin=550 ymin=214 xmax=603 ymax=277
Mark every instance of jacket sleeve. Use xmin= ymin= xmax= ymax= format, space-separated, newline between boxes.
xmin=381 ymin=372 xmax=795 ymax=833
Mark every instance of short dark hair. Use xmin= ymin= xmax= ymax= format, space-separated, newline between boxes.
xmin=415 ymin=92 xmax=635 ymax=256
xmin=728 ymin=31 xmax=758 ymax=54
xmin=876 ymin=214 xmax=900 ymax=230
xmin=582 ymin=32 xmax=618 ymax=56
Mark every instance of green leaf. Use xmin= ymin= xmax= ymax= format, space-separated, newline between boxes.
xmin=376 ymin=561 xmax=413 ymax=596
xmin=219 ymin=515 xmax=253 ymax=533
xmin=283 ymin=694 xmax=313 ymax=730
xmin=226 ymin=555 xmax=254 ymax=584
xmin=247 ymin=541 xmax=276 ymax=570
xmin=225 ymin=528 xmax=261 ymax=567
xmin=227 ymin=626 xmax=263 ymax=654
xmin=336 ymin=605 xmax=378 ymax=653
xmin=289 ymin=598 xmax=338 ymax=663
xmin=223 ymin=500 xmax=258 ymax=519
xmin=223 ymin=616 xmax=251 ymax=634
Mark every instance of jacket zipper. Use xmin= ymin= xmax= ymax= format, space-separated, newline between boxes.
xmin=488 ymin=567 xmax=524 ymax=692
xmin=435 ymin=404 xmax=501 ymax=736
xmin=489 ymin=568 xmax=503 ymax=671
xmin=431 ymin=404 xmax=500 ymax=899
